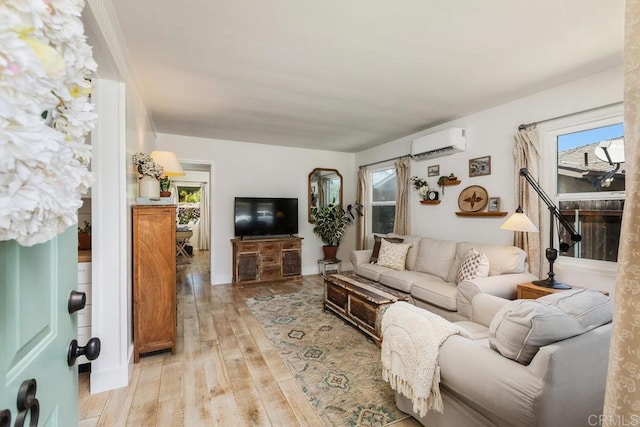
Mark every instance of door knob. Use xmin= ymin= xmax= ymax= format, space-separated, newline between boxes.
xmin=0 ymin=409 xmax=10 ymax=427
xmin=67 ymin=290 xmax=86 ymax=314
xmin=14 ymin=379 xmax=39 ymax=427
xmin=67 ymin=338 xmax=101 ymax=366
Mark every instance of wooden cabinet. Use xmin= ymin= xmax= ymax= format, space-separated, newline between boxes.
xmin=232 ymin=237 xmax=303 ymax=284
xmin=132 ymin=205 xmax=177 ymax=362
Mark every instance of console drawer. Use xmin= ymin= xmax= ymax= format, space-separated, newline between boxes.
xmin=282 ymin=240 xmax=301 ymax=250
xmin=260 ymin=242 xmax=281 ymax=254
xmin=260 ymin=266 xmax=282 ymax=280
xmin=260 ymin=254 xmax=281 ymax=266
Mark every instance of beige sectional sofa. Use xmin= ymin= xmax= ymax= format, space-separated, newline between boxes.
xmin=350 ymin=233 xmax=538 ymax=320
xmin=394 ymin=290 xmax=613 ymax=426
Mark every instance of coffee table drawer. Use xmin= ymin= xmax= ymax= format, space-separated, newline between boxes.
xmin=349 ymin=295 xmax=377 ymax=332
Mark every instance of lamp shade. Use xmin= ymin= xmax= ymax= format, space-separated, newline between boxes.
xmin=500 ymin=210 xmax=539 ymax=233
xmin=150 ymin=151 xmax=185 ymax=177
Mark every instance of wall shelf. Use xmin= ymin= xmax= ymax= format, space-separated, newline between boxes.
xmin=455 ymin=211 xmax=508 ymax=217
xmin=442 ymin=179 xmax=461 ymax=186
xmin=419 ymin=200 xmax=441 ymax=205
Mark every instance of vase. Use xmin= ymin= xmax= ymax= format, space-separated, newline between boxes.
xmin=139 ymin=176 xmax=160 ymax=198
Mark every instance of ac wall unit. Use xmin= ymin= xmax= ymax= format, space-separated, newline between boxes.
xmin=411 ymin=128 xmax=466 ymax=160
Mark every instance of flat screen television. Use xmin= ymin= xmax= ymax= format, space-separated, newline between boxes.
xmin=234 ymin=197 xmax=298 ymax=238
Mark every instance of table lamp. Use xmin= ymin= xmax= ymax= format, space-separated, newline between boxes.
xmin=150 ymin=151 xmax=185 ymax=177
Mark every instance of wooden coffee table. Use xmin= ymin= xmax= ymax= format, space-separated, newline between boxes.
xmin=323 ymin=274 xmax=410 ymax=345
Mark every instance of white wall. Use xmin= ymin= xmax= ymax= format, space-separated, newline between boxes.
xmin=157 ymin=134 xmax=356 ymax=284
xmin=356 ymin=66 xmax=623 ymax=293
xmin=84 ymin=0 xmax=157 ymax=393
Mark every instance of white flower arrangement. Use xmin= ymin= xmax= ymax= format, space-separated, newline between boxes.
xmin=0 ymin=0 xmax=97 ymax=246
xmin=132 ymin=152 xmax=164 ymax=179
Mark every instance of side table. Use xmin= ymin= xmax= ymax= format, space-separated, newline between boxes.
xmin=318 ymin=259 xmax=341 ymax=277
xmin=517 ymin=282 xmax=609 ymax=299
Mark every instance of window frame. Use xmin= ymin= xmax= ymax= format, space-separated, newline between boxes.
xmin=367 ymin=164 xmax=397 ymax=237
xmin=539 ymin=103 xmax=623 ymax=270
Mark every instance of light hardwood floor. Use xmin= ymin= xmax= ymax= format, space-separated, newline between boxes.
xmin=79 ymin=251 xmax=420 ymax=426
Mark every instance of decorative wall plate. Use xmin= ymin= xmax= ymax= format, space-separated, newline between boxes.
xmin=458 ymin=185 xmax=489 ymax=212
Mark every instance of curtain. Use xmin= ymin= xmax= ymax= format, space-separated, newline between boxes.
xmin=604 ymin=0 xmax=640 ymax=419
xmin=318 ymin=177 xmax=327 ymax=206
xmin=356 ymin=167 xmax=369 ymax=249
xmin=513 ymin=126 xmax=543 ymax=278
xmin=393 ymin=156 xmax=411 ymax=235
xmin=199 ymin=183 xmax=210 ymax=250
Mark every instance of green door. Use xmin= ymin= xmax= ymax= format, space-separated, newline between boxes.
xmin=0 ymin=227 xmax=79 ymax=425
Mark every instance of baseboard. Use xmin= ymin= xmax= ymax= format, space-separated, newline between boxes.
xmin=90 ymin=361 xmax=131 ymax=394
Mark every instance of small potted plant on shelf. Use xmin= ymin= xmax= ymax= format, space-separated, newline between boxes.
xmin=160 ymin=176 xmax=172 ymax=197
xmin=410 ymin=176 xmax=430 ymax=200
xmin=310 ymin=200 xmax=363 ymax=260
xmin=78 ymin=220 xmax=91 ymax=250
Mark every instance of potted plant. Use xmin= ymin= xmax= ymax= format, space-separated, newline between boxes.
xmin=160 ymin=176 xmax=172 ymax=197
xmin=310 ymin=201 xmax=362 ymax=260
xmin=78 ymin=220 xmax=91 ymax=250
xmin=410 ymin=176 xmax=429 ymax=200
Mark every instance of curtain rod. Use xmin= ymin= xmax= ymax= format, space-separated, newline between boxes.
xmin=518 ymin=102 xmax=623 ymax=130
xmin=359 ymin=154 xmax=411 ymax=169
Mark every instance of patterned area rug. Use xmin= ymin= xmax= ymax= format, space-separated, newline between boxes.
xmin=246 ymin=286 xmax=408 ymax=426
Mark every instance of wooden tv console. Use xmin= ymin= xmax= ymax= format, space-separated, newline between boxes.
xmin=231 ymin=236 xmax=303 ymax=284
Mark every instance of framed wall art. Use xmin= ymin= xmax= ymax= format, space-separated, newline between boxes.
xmin=488 ymin=197 xmax=500 ymax=212
xmin=427 ymin=165 xmax=440 ymax=177
xmin=469 ymin=156 xmax=491 ymax=177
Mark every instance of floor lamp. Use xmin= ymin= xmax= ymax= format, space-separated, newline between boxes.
xmin=501 ymin=168 xmax=582 ymax=289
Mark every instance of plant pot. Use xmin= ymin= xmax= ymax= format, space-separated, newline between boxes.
xmin=322 ymin=245 xmax=338 ymax=261
xmin=139 ymin=175 xmax=160 ymax=198
xmin=160 ymin=191 xmax=172 ymax=197
xmin=78 ymin=233 xmax=91 ymax=250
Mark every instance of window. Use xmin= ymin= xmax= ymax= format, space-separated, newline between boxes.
xmin=547 ymin=113 xmax=624 ymax=263
xmin=369 ymin=167 xmax=396 ymax=234
xmin=177 ymin=185 xmax=202 ymax=225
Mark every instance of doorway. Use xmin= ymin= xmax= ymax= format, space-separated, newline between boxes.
xmin=173 ymin=162 xmax=212 ymax=275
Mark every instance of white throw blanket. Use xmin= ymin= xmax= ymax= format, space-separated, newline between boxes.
xmin=381 ymin=302 xmax=470 ymax=416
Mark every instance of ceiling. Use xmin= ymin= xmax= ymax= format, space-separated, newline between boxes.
xmin=108 ymin=0 xmax=624 ymax=153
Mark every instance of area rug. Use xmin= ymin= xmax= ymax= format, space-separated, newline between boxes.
xmin=245 ymin=286 xmax=408 ymax=426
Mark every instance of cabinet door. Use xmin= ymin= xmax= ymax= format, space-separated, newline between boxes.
xmin=133 ymin=206 xmax=176 ymax=359
xmin=236 ymin=253 xmax=259 ymax=282
xmin=283 ymin=250 xmax=302 ymax=276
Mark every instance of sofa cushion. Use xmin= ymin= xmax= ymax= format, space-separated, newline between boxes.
xmin=538 ymin=288 xmax=613 ymax=330
xmin=370 ymin=235 xmax=404 ymax=263
xmin=488 ymin=300 xmax=583 ymax=364
xmin=379 ymin=270 xmax=427 ymax=293
xmin=456 ymin=248 xmax=490 ymax=283
xmin=387 ymin=233 xmax=423 ymax=270
xmin=488 ymin=289 xmax=612 ymax=365
xmin=414 ymin=238 xmax=457 ymax=280
xmin=410 ymin=279 xmax=458 ymax=311
xmin=377 ymin=239 xmax=412 ymax=271
xmin=448 ymin=242 xmax=527 ymax=281
xmin=356 ymin=262 xmax=391 ymax=282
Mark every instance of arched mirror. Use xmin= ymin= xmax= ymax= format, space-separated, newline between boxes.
xmin=308 ymin=168 xmax=343 ymax=222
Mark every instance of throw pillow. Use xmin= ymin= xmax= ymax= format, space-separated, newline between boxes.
xmin=370 ymin=235 xmax=404 ymax=263
xmin=488 ymin=289 xmax=612 ymax=365
xmin=377 ymin=239 xmax=412 ymax=271
xmin=456 ymin=248 xmax=490 ymax=283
